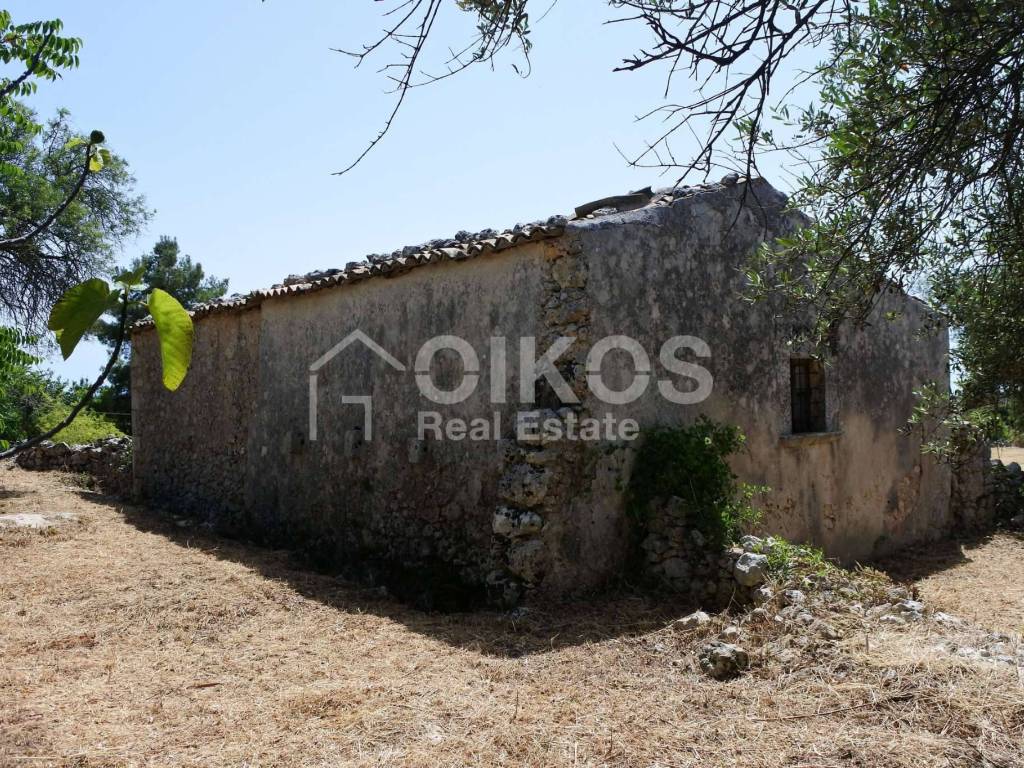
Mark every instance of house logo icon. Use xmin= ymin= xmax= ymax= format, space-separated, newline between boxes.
xmin=308 ymin=330 xmax=405 ymax=442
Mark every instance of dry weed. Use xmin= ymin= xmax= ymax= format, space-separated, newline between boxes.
xmin=0 ymin=465 xmax=1021 ymax=767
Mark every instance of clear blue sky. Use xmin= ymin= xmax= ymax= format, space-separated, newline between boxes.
xmin=8 ymin=1 xmax=814 ymax=380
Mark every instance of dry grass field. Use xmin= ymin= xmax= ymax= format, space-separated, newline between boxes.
xmin=993 ymin=446 xmax=1024 ymax=466
xmin=1 ymin=464 xmax=1022 ymax=767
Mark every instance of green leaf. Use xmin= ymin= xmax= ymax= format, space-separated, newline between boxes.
xmin=148 ymin=288 xmax=194 ymax=391
xmin=113 ymin=264 xmax=147 ymax=289
xmin=48 ymin=278 xmax=112 ymax=359
xmin=98 ymin=148 xmax=111 ymax=164
xmin=64 ymin=136 xmax=85 ymax=150
xmin=88 ymin=151 xmax=103 ymax=172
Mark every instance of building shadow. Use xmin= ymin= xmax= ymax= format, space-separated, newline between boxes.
xmin=871 ymin=530 xmax=1023 ymax=584
xmin=85 ymin=490 xmax=701 ymax=658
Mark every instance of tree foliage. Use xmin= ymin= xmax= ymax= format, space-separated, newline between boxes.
xmin=0 ymin=327 xmax=122 ymax=448
xmin=340 ymin=0 xmax=1024 ymax=428
xmin=0 ymin=267 xmax=195 ymax=459
xmin=743 ymin=1 xmax=1024 ymax=355
xmin=0 ymin=12 xmax=196 ymax=457
xmin=0 ymin=326 xmax=40 ymax=447
xmin=95 ymin=237 xmax=227 ymax=352
xmin=0 ymin=14 xmax=149 ymax=333
xmin=91 ymin=237 xmax=227 ymax=431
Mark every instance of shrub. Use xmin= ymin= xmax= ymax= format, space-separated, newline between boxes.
xmin=627 ymin=416 xmax=766 ymax=548
xmin=756 ymin=537 xmax=829 ymax=577
xmin=1 ymin=330 xmax=123 ymax=447
xmin=37 ymin=399 xmax=124 ymax=444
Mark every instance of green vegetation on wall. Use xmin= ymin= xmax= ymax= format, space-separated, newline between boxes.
xmin=627 ymin=417 xmax=766 ymax=548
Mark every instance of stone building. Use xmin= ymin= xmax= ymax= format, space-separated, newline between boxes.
xmin=131 ymin=178 xmax=952 ymax=606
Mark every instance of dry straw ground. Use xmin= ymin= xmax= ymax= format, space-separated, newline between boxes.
xmin=1 ymin=464 xmax=1022 ymax=767
xmin=993 ymin=446 xmax=1024 ymax=467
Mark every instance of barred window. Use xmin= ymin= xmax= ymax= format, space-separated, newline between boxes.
xmin=790 ymin=358 xmax=826 ymax=434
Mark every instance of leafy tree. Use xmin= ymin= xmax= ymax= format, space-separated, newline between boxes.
xmin=0 ymin=14 xmax=148 ymax=333
xmin=95 ymin=237 xmax=227 ymax=350
xmin=0 ymin=107 xmax=149 ymax=333
xmin=337 ymin=0 xmax=1024 ymax=437
xmin=92 ymin=237 xmax=228 ymax=430
xmin=88 ymin=361 xmax=132 ymax=433
xmin=0 ymin=326 xmax=40 ymax=446
xmin=0 ymin=13 xmax=195 ymax=458
xmin=0 ymin=327 xmax=121 ymax=447
xmin=0 ymin=268 xmax=196 ymax=459
xmin=0 ymin=366 xmax=123 ymax=448
xmin=738 ymin=1 xmax=1024 ymax=377
xmin=933 ymin=258 xmax=1024 ymax=427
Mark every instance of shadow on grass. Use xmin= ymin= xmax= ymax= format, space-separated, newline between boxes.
xmin=872 ymin=528 xmax=1024 ymax=584
xmin=80 ymin=490 xmax=700 ymax=658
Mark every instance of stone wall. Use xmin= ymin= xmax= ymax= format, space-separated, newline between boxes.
xmin=135 ymin=241 xmax=555 ymax=608
xmin=640 ymin=495 xmax=774 ymax=606
xmin=949 ymin=442 xmax=994 ymax=530
xmin=946 ymin=448 xmax=1024 ymax=531
xmin=132 ymin=308 xmax=261 ymax=524
xmin=987 ymin=459 xmax=1024 ymax=526
xmin=16 ymin=437 xmax=132 ymax=496
xmin=574 ymin=182 xmax=951 ymax=563
xmin=132 ymin=179 xmax=953 ymax=606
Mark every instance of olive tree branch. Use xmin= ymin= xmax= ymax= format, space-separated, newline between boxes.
xmin=332 ymin=0 xmax=531 ymax=175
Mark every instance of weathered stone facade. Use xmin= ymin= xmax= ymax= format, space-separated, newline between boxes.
xmin=132 ymin=178 xmax=953 ymax=606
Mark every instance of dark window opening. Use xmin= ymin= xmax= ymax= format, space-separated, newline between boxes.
xmin=790 ymin=358 xmax=826 ymax=433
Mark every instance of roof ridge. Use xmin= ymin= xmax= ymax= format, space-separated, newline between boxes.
xmin=132 ymin=222 xmax=566 ymax=328
xmin=132 ymin=177 xmax=764 ymax=330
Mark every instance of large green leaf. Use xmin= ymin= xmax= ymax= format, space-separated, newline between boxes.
xmin=48 ymin=278 xmax=112 ymax=360
xmin=148 ymin=288 xmax=194 ymax=391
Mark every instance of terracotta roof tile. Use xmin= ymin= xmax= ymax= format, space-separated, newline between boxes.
xmin=132 ymin=179 xmax=753 ymax=330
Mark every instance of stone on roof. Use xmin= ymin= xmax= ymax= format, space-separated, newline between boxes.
xmin=133 ymin=176 xmax=759 ymax=329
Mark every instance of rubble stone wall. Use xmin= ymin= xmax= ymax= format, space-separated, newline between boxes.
xmin=987 ymin=458 xmax=1024 ymax=526
xmin=950 ymin=443 xmax=995 ymax=530
xmin=16 ymin=437 xmax=132 ymax=496
xmin=575 ymin=184 xmax=951 ymax=563
xmin=132 ymin=180 xmax=953 ymax=606
xmin=132 ymin=308 xmax=261 ymax=523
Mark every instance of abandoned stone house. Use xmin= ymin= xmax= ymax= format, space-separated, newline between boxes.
xmin=131 ymin=178 xmax=954 ymax=606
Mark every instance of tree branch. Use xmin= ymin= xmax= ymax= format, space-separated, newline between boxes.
xmin=0 ymin=30 xmax=54 ymax=101
xmin=0 ymin=139 xmax=94 ymax=250
xmin=0 ymin=287 xmax=127 ymax=459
